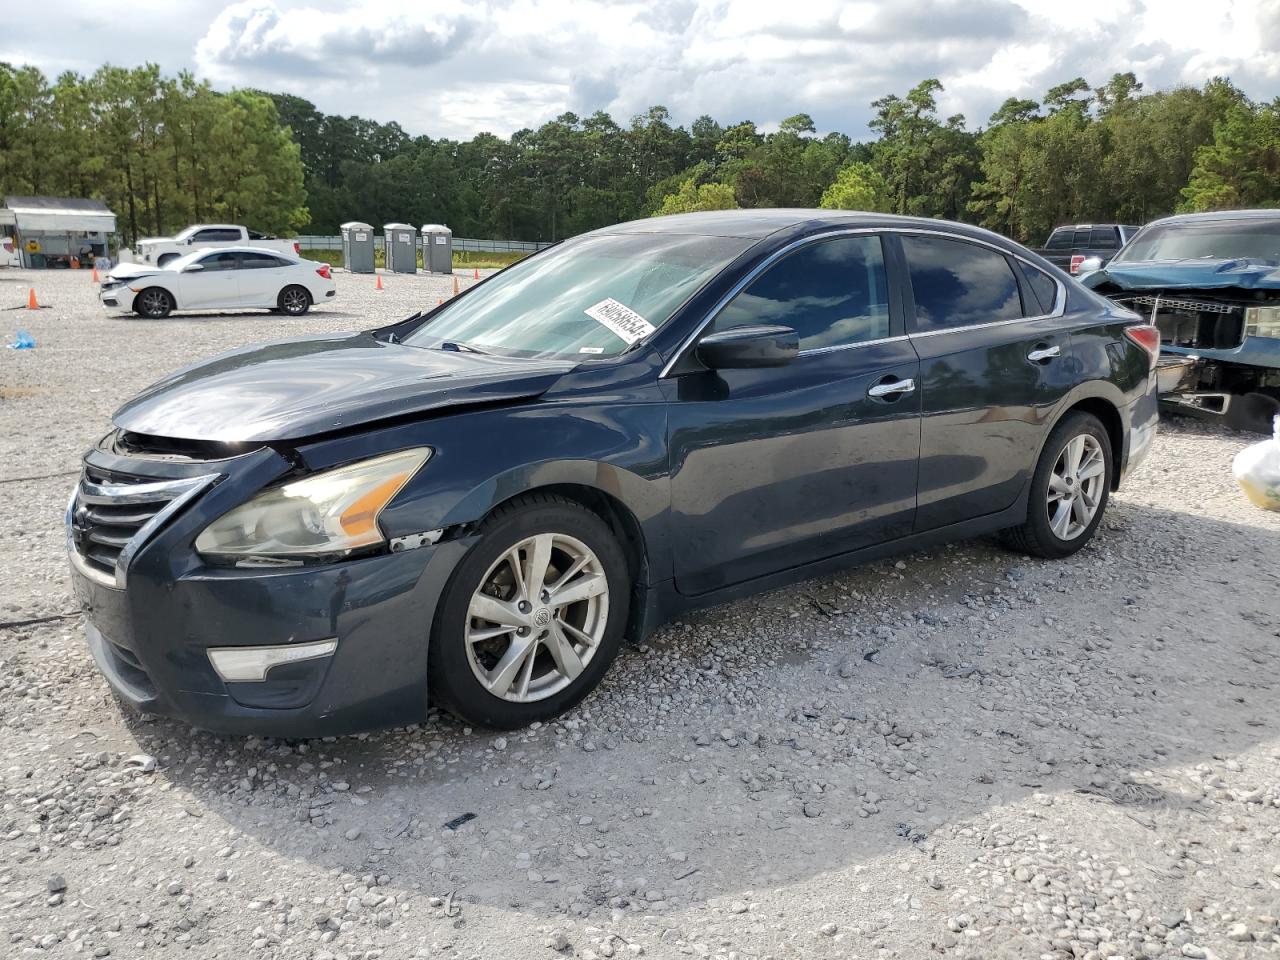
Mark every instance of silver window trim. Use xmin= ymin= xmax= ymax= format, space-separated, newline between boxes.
xmin=798 ymin=334 xmax=909 ymax=357
xmin=659 ymin=226 xmax=1067 ymax=378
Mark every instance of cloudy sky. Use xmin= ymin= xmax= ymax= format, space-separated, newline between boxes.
xmin=4 ymin=0 xmax=1278 ymax=140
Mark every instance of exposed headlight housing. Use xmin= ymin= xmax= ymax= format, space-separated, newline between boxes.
xmin=1245 ymin=305 xmax=1280 ymax=340
xmin=195 ymin=448 xmax=431 ymax=559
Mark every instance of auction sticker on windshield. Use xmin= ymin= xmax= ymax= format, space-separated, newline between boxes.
xmin=585 ymin=298 xmax=655 ymax=345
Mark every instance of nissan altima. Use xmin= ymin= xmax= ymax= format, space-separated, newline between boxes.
xmin=67 ymin=211 xmax=1158 ymax=734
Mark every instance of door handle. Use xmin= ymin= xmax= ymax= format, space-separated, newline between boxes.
xmin=1027 ymin=345 xmax=1060 ymax=362
xmin=868 ymin=377 xmax=916 ymax=398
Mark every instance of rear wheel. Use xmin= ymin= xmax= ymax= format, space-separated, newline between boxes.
xmin=133 ymin=287 xmax=174 ymax=319
xmin=278 ymin=285 xmax=311 ymax=316
xmin=1002 ymin=411 xmax=1112 ymax=559
xmin=429 ymin=494 xmax=629 ymax=729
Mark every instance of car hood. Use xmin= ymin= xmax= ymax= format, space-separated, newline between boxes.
xmin=136 ymin=237 xmax=176 ymax=246
xmin=1082 ymin=257 xmax=1280 ymax=291
xmin=108 ymin=262 xmax=166 ymax=281
xmin=113 ymin=333 xmax=576 ymax=442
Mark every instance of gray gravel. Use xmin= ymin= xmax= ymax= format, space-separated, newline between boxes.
xmin=2 ymin=267 xmax=1280 ymax=958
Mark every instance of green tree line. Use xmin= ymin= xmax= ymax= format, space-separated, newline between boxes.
xmin=2 ymin=61 xmax=1277 ymax=248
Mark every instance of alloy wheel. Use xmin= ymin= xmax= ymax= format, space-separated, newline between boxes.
xmin=281 ymin=288 xmax=309 ymax=314
xmin=139 ymin=289 xmax=170 ymax=317
xmin=465 ymin=532 xmax=610 ymax=703
xmin=1046 ymin=433 xmax=1105 ymax=540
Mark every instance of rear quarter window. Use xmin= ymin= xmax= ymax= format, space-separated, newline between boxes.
xmin=1022 ymin=265 xmax=1059 ymax=315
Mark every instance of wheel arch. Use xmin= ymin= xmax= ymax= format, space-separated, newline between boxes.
xmin=476 ymin=482 xmax=652 ymax=642
xmin=1042 ymin=389 xmax=1125 ymax=491
xmin=130 ymin=284 xmax=175 ymax=315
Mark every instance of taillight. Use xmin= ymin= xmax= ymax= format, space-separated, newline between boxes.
xmin=316 ymin=264 xmax=331 ymax=279
xmin=293 ymin=241 xmax=301 ymax=255
xmin=1123 ymin=324 xmax=1160 ymax=370
xmin=1070 ymin=254 xmax=1084 ymax=274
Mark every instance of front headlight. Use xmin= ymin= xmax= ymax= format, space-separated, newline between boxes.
xmin=195 ymin=448 xmax=431 ymax=559
xmin=1245 ymin=305 xmax=1280 ymax=339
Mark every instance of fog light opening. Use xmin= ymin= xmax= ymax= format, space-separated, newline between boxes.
xmin=208 ymin=639 xmax=338 ymax=683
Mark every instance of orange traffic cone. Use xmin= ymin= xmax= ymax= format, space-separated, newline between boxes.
xmin=91 ymin=267 xmax=99 ymax=283
xmin=452 ymin=276 xmax=460 ymax=296
xmin=27 ymin=288 xmax=39 ymax=310
xmin=472 ymin=268 xmax=479 ymax=280
xmin=375 ymin=273 xmax=383 ymax=290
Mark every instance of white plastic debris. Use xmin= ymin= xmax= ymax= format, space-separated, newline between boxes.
xmin=1232 ymin=415 xmax=1280 ymax=512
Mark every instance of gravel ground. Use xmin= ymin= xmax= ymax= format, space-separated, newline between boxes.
xmin=2 ymin=267 xmax=1280 ymax=960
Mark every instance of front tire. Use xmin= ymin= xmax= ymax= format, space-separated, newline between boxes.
xmin=133 ymin=287 xmax=174 ymax=319
xmin=429 ymin=494 xmax=629 ymax=729
xmin=278 ymin=285 xmax=311 ymax=316
xmin=1002 ymin=411 xmax=1112 ymax=559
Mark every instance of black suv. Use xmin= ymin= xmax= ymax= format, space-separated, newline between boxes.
xmin=67 ymin=211 xmax=1159 ymax=736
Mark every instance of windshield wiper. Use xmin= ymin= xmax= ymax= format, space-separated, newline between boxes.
xmin=438 ymin=340 xmax=488 ymax=355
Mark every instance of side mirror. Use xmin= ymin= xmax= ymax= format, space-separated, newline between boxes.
xmin=182 ymin=263 xmax=204 ymax=273
xmin=696 ymin=324 xmax=799 ymax=369
xmin=1077 ymin=256 xmax=1103 ymax=275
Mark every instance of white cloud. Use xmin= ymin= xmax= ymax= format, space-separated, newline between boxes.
xmin=4 ymin=0 xmax=1279 ymax=140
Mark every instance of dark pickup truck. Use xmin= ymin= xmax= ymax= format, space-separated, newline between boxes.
xmin=1035 ymin=223 xmax=1141 ymax=275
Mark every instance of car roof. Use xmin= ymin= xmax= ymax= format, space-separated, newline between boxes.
xmin=188 ymin=245 xmax=297 ymax=256
xmin=593 ymin=208 xmax=1016 ymax=244
xmin=1144 ymin=209 xmax=1280 ymax=227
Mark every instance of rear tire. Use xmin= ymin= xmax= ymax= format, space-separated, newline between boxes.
xmin=1001 ymin=411 xmax=1112 ymax=559
xmin=133 ymin=287 xmax=174 ymax=319
xmin=278 ymin=285 xmax=311 ymax=316
xmin=429 ymin=494 xmax=629 ymax=729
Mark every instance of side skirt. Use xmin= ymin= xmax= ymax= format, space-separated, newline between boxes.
xmin=631 ymin=498 xmax=1028 ymax=642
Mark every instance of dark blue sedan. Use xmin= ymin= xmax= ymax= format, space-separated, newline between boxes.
xmin=67 ymin=210 xmax=1159 ymax=734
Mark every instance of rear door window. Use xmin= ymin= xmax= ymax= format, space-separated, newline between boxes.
xmin=901 ymin=234 xmax=1022 ymax=332
xmin=1072 ymin=228 xmax=1091 ymax=247
xmin=237 ymin=252 xmax=286 ymax=269
xmin=712 ymin=235 xmax=891 ymax=350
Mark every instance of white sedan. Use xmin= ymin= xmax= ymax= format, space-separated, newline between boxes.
xmin=100 ymin=247 xmax=336 ymax=319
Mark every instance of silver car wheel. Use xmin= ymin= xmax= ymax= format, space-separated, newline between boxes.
xmin=465 ymin=532 xmax=610 ymax=703
xmin=1046 ymin=433 xmax=1105 ymax=540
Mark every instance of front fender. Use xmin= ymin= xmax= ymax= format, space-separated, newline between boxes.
xmin=294 ymin=385 xmax=673 ymax=584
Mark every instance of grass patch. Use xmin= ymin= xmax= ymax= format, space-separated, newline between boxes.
xmin=300 ymin=248 xmax=528 ymax=271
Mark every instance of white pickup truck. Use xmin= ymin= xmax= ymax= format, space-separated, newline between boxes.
xmin=121 ymin=225 xmax=301 ymax=267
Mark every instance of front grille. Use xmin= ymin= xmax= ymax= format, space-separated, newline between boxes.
xmin=1126 ymin=294 xmax=1240 ymax=316
xmin=68 ymin=466 xmax=217 ymax=587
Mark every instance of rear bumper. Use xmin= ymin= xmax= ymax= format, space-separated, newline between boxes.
xmin=1120 ymin=378 xmax=1159 ymax=483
